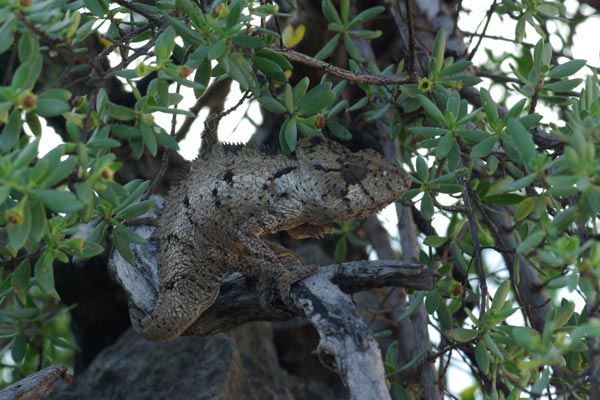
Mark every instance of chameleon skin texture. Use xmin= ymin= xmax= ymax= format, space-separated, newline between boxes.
xmin=132 ymin=136 xmax=411 ymax=341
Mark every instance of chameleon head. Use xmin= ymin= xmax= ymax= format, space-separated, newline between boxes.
xmin=295 ymin=136 xmax=411 ymax=223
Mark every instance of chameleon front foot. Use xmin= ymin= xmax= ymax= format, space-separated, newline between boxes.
xmin=258 ymin=264 xmax=319 ymax=311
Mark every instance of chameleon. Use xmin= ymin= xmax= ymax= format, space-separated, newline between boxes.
xmin=131 ymin=135 xmax=411 ymax=342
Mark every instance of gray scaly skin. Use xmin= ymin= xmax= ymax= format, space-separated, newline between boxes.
xmin=132 ymin=136 xmax=411 ymax=341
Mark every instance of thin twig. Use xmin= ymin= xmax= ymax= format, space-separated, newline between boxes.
xmin=404 ymin=0 xmax=418 ymax=77
xmin=467 ymin=0 xmax=498 ymax=60
xmin=457 ymin=165 xmax=487 ymax=315
xmin=111 ymin=0 xmax=164 ymax=26
xmin=175 ymin=79 xmax=232 ymax=142
xmin=268 ymin=47 xmax=411 ymax=85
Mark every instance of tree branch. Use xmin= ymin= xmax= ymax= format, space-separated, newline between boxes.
xmin=0 ymin=364 xmax=71 ymax=399
xmin=108 ymin=216 xmax=438 ymax=400
xmin=267 ymin=47 xmax=411 ymax=85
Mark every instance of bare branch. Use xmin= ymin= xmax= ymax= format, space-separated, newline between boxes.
xmin=267 ymin=47 xmax=411 ymax=85
xmin=0 ymin=364 xmax=71 ymax=400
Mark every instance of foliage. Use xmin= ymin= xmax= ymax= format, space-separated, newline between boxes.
xmin=0 ymin=0 xmax=599 ymax=398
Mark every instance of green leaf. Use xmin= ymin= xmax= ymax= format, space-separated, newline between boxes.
xmin=349 ymin=5 xmax=385 ymax=27
xmin=232 ymin=35 xmax=264 ymax=49
xmin=343 ymin=33 xmax=362 ymax=61
xmin=475 ymin=341 xmax=490 ymax=375
xmin=87 ymin=138 xmax=121 ymax=150
xmin=480 ymin=88 xmax=499 ymax=124
xmin=26 ymin=112 xmax=42 ymax=136
xmin=35 ymin=190 xmax=83 ymax=213
xmin=340 ymin=0 xmax=349 ymax=22
xmin=348 ymin=29 xmax=381 ymax=40
xmin=499 ymin=173 xmax=537 ymax=192
xmin=552 ymin=301 xmax=575 ymax=329
xmin=416 ymin=157 xmax=429 ymax=182
xmin=253 ymin=56 xmax=287 ymax=82
xmin=35 ymin=99 xmax=69 ymax=118
xmin=469 ymin=136 xmax=496 ymax=159
xmin=544 ymin=79 xmax=582 ymax=92
xmin=114 ymin=180 xmax=150 ymax=213
xmin=483 ymin=333 xmax=504 ymax=361
xmin=258 ymin=96 xmax=287 ymax=114
xmin=315 ymin=34 xmax=340 ymax=60
xmin=1 ymin=109 xmax=23 ymax=152
xmin=155 ymin=26 xmax=176 ymax=64
xmin=551 ymin=207 xmax=577 ymax=230
xmin=531 ymin=368 xmax=550 ymax=395
xmin=11 ymin=260 xmax=31 ymax=295
xmin=421 ymin=192 xmax=434 ymax=220
xmin=425 ymin=290 xmax=440 ymax=313
xmin=327 ymin=120 xmax=352 ymax=140
xmin=347 ymin=97 xmax=368 ymax=112
xmin=490 ymin=281 xmax=510 ymax=312
xmin=410 ymin=127 xmax=449 ymax=138
xmin=7 ymin=204 xmax=31 ymax=253
xmin=227 ymin=0 xmax=244 ymax=29
xmin=418 ymin=95 xmax=446 ymax=126
xmin=18 ymin=31 xmax=39 ymax=63
xmin=435 ymin=132 xmax=453 ymax=159
xmin=284 ymin=84 xmax=294 ymax=113
xmin=13 ymin=57 xmax=42 ymax=91
xmin=546 ymin=59 xmax=587 ymax=79
xmin=83 ymin=0 xmax=108 ymax=17
xmin=431 ymin=29 xmax=446 ymax=75
xmin=440 ymin=60 xmax=472 ymax=77
xmin=297 ymin=91 xmax=336 ymax=116
xmin=34 ymin=252 xmax=56 ymax=296
xmin=284 ymin=118 xmax=298 ymax=152
xmin=110 ymin=124 xmax=141 ymax=139
xmin=163 ymin=14 xmax=202 ymax=47
xmin=515 ymin=197 xmax=535 ymax=221
xmin=107 ymin=103 xmax=136 ymax=121
xmin=113 ymin=226 xmax=135 ymax=265
xmin=423 ymin=236 xmax=448 ymax=248
xmin=208 ymin=39 xmax=227 ymax=60
xmin=326 ymin=99 xmax=347 ymax=118
xmin=229 ymin=52 xmax=259 ymax=94
xmin=193 ymin=58 xmax=211 ymax=98
xmin=322 ymin=0 xmax=341 ymax=24
xmin=483 ymin=193 xmax=524 ymax=205
xmin=506 ymin=118 xmax=536 ymax=162
xmin=397 ymin=292 xmax=425 ymax=321
xmin=43 ymin=155 xmax=77 ymax=187
xmin=11 ymin=334 xmax=27 ymax=364
xmin=115 ymin=200 xmax=154 ymax=220
xmin=255 ymin=50 xmax=293 ymax=72
xmin=28 ymin=201 xmax=47 ymax=242
xmin=334 ymin=236 xmax=347 ymax=262
xmin=447 ymin=328 xmax=478 ymax=343
xmin=0 ymin=15 xmax=16 ymax=55
xmin=13 ymin=137 xmax=39 ymax=169
xmin=38 ymin=88 xmax=71 ymax=102
xmin=516 ymin=229 xmax=545 ymax=254
xmin=114 ymin=222 xmax=147 ymax=245
xmin=140 ymin=120 xmax=158 ymax=156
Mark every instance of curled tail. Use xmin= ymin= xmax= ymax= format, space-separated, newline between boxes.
xmin=131 ymin=249 xmax=223 ymax=342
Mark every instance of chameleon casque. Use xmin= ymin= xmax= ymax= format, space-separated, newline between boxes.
xmin=132 ymin=135 xmax=411 ymax=342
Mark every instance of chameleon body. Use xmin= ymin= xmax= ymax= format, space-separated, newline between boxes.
xmin=132 ymin=136 xmax=411 ymax=341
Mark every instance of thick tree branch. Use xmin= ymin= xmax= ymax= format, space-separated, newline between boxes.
xmin=0 ymin=364 xmax=71 ymax=400
xmin=108 ymin=218 xmax=437 ymax=400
